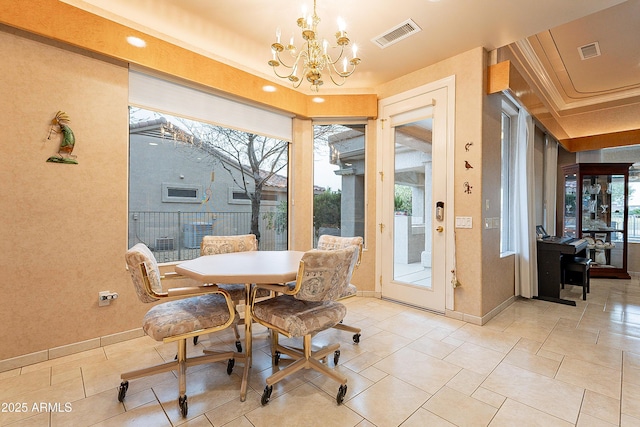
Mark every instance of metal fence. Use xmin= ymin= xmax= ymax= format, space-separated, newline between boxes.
xmin=128 ymin=211 xmax=288 ymax=262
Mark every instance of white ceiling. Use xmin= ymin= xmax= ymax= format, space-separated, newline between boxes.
xmin=503 ymin=0 xmax=640 ymax=140
xmin=62 ymin=0 xmax=639 ymax=140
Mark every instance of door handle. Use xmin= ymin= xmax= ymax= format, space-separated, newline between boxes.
xmin=436 ymin=226 xmax=443 ymax=232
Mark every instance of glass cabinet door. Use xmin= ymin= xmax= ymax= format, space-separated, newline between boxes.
xmin=563 ymin=172 xmax=577 ymax=237
xmin=561 ymin=162 xmax=631 ymax=279
xmin=581 ymin=173 xmax=625 ymax=269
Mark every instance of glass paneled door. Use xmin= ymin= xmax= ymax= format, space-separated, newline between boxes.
xmin=378 ymin=84 xmax=452 ymax=313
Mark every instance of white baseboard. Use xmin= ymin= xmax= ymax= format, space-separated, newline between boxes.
xmin=0 ymin=328 xmax=144 ymax=373
xmin=446 ymin=296 xmax=516 ymax=325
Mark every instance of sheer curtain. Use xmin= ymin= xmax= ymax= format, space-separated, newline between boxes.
xmin=513 ymin=109 xmax=537 ymax=298
xmin=544 ymin=136 xmax=559 ymax=235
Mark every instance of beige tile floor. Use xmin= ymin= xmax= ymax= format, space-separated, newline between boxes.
xmin=2 ymin=276 xmax=640 ymax=426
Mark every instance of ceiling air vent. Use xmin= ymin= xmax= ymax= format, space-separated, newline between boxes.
xmin=578 ymin=42 xmax=601 ymax=60
xmin=372 ymin=19 xmax=422 ymax=49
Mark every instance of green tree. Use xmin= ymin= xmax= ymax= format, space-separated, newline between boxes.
xmin=394 ymin=185 xmax=412 ymax=214
xmin=313 ymin=189 xmax=341 ymax=235
xmin=263 ymin=200 xmax=288 ymax=233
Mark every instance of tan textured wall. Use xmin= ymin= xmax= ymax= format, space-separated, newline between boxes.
xmin=377 ymin=47 xmax=513 ymax=317
xmin=0 ymin=30 xmax=146 ymax=360
xmin=290 ymin=118 xmax=314 ymax=252
xmin=481 ymin=58 xmax=516 ymax=314
xmin=629 ymin=244 xmax=640 ymax=274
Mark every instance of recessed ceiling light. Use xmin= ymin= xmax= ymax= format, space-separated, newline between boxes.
xmin=148 ymin=142 xmax=158 ymax=146
xmin=312 ymin=97 xmax=325 ymax=103
xmin=262 ymin=85 xmax=277 ymax=92
xmin=127 ymin=36 xmax=146 ymax=48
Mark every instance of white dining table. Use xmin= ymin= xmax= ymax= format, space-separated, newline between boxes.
xmin=175 ymin=250 xmax=304 ymax=400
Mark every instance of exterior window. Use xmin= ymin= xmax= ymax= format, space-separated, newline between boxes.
xmin=162 ymin=183 xmax=202 ymax=203
xmin=230 ymin=189 xmax=279 ymax=203
xmin=312 ymin=123 xmax=366 ymax=245
xmin=129 ymin=107 xmax=289 ymax=261
xmin=630 ymin=168 xmax=640 ymax=242
xmin=501 ymin=100 xmax=518 ymax=254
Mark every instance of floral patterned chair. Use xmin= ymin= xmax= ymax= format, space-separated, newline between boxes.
xmin=250 ymin=246 xmax=359 ymax=406
xmin=119 ymin=243 xmax=246 ymax=417
xmin=200 ymin=234 xmax=272 ymax=351
xmin=317 ymin=235 xmax=364 ymax=343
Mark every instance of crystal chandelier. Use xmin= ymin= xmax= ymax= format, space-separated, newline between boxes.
xmin=268 ymin=0 xmax=361 ymax=92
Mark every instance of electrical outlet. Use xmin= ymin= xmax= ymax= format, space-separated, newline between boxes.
xmin=492 ymin=217 xmax=500 ymax=229
xmin=98 ymin=291 xmax=119 ymax=306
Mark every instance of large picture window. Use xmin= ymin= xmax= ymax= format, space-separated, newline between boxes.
xmin=129 ymin=107 xmax=289 ymax=262
xmin=312 ymin=123 xmax=366 ymax=246
xmin=500 ymin=99 xmax=518 ymax=255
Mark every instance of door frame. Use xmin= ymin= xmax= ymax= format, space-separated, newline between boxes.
xmin=375 ymin=76 xmax=456 ymax=312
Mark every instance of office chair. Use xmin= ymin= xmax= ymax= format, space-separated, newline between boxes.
xmin=120 ymin=243 xmax=246 ymax=417
xmin=250 ymin=246 xmax=359 ymax=406
xmin=317 ymin=235 xmax=363 ymax=343
xmin=199 ymin=234 xmax=271 ymax=352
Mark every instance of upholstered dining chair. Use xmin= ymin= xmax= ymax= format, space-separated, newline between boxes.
xmin=250 ymin=246 xmax=359 ymax=406
xmin=317 ymin=235 xmax=363 ymax=343
xmin=199 ymin=234 xmax=272 ymax=352
xmin=120 ymin=243 xmax=245 ymax=417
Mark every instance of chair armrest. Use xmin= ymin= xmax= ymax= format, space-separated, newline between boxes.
xmin=254 ymin=283 xmax=293 ymax=294
xmin=166 ymin=284 xmax=220 ymax=298
xmin=162 ymin=271 xmax=191 ymax=280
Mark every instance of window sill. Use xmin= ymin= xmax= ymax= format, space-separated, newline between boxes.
xmin=500 ymin=251 xmax=516 ymax=259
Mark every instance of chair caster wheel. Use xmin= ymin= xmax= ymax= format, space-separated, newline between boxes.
xmin=235 ymin=341 xmax=242 ymax=352
xmin=353 ymin=333 xmax=360 ymax=344
xmin=193 ymin=336 xmax=199 ymax=345
xmin=179 ymin=395 xmax=188 ymax=417
xmin=274 ymin=351 xmax=281 ymax=366
xmin=117 ymin=380 xmax=129 ymax=402
xmin=334 ymin=350 xmax=340 ymax=365
xmin=336 ymin=384 xmax=347 ymax=404
xmin=227 ymin=358 xmax=235 ymax=375
xmin=261 ymin=385 xmax=273 ymax=406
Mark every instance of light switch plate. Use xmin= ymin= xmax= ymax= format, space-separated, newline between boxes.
xmin=455 ymin=216 xmax=472 ymax=229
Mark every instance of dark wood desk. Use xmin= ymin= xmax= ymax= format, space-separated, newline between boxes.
xmin=535 ymin=237 xmax=587 ymax=306
xmin=175 ymin=250 xmax=304 ymax=400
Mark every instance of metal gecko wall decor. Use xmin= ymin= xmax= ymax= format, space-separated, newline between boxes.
xmin=46 ymin=111 xmax=77 ymax=164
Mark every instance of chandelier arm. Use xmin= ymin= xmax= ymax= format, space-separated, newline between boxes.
xmin=323 ymin=46 xmax=347 ymax=67
xmin=275 ymin=49 xmax=307 ymax=70
xmin=324 ymin=65 xmax=348 ymax=86
xmin=271 ymin=65 xmax=296 ymax=80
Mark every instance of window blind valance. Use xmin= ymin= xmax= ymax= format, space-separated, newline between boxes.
xmin=129 ymin=70 xmax=292 ymax=142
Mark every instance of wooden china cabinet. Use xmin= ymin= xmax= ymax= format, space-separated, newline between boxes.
xmin=561 ymin=163 xmax=632 ymax=279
